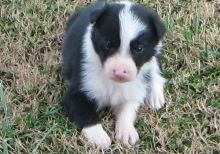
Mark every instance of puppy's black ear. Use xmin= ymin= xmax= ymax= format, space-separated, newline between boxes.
xmin=90 ymin=3 xmax=107 ymax=24
xmin=150 ymin=12 xmax=166 ymax=40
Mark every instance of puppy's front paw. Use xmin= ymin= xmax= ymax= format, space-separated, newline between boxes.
xmin=82 ymin=124 xmax=111 ymax=149
xmin=115 ymin=123 xmax=139 ymax=146
xmin=148 ymin=89 xmax=165 ymax=110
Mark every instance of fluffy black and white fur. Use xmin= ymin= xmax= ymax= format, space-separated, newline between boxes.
xmin=62 ymin=1 xmax=166 ymax=149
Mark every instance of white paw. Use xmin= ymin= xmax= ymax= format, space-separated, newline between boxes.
xmin=115 ymin=123 xmax=139 ymax=146
xmin=148 ymin=89 xmax=165 ymax=110
xmin=82 ymin=124 xmax=111 ymax=149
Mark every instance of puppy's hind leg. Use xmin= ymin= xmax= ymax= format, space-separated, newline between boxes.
xmin=62 ymin=87 xmax=111 ymax=149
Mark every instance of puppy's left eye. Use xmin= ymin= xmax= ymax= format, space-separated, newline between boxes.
xmin=135 ymin=44 xmax=144 ymax=53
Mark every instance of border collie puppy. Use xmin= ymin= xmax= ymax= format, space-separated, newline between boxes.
xmin=62 ymin=1 xmax=166 ymax=149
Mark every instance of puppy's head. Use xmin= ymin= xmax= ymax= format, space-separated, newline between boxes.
xmin=90 ymin=2 xmax=165 ymax=83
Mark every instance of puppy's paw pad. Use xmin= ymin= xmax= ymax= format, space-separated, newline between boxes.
xmin=115 ymin=125 xmax=139 ymax=146
xmin=82 ymin=124 xmax=111 ymax=149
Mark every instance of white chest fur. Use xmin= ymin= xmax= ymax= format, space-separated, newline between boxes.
xmin=81 ymin=66 xmax=147 ymax=109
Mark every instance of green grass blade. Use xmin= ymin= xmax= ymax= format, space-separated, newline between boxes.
xmin=31 ymin=124 xmax=57 ymax=154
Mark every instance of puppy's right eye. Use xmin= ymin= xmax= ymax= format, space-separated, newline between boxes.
xmin=104 ymin=40 xmax=112 ymax=50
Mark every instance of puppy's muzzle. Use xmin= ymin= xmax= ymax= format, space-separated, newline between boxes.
xmin=104 ymin=55 xmax=137 ymax=83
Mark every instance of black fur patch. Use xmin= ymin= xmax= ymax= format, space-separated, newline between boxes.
xmin=62 ymin=2 xmax=108 ymax=128
xmin=131 ymin=4 xmax=166 ymax=40
xmin=129 ymin=4 xmax=166 ymax=68
xmin=130 ymin=30 xmax=158 ymax=68
xmin=91 ymin=4 xmax=123 ymax=63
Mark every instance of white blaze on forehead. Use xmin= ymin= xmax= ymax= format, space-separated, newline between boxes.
xmin=119 ymin=3 xmax=146 ymax=55
xmin=115 ymin=1 xmax=132 ymax=5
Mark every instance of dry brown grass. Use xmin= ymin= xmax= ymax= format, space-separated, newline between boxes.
xmin=0 ymin=0 xmax=220 ymax=153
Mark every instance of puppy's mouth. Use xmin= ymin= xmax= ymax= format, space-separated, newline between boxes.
xmin=104 ymin=55 xmax=137 ymax=83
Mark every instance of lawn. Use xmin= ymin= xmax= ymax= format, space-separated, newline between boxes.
xmin=0 ymin=0 xmax=220 ymax=153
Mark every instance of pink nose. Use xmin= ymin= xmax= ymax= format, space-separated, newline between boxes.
xmin=113 ymin=69 xmax=128 ymax=80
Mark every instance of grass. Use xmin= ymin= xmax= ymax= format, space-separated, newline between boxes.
xmin=0 ymin=0 xmax=220 ymax=153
